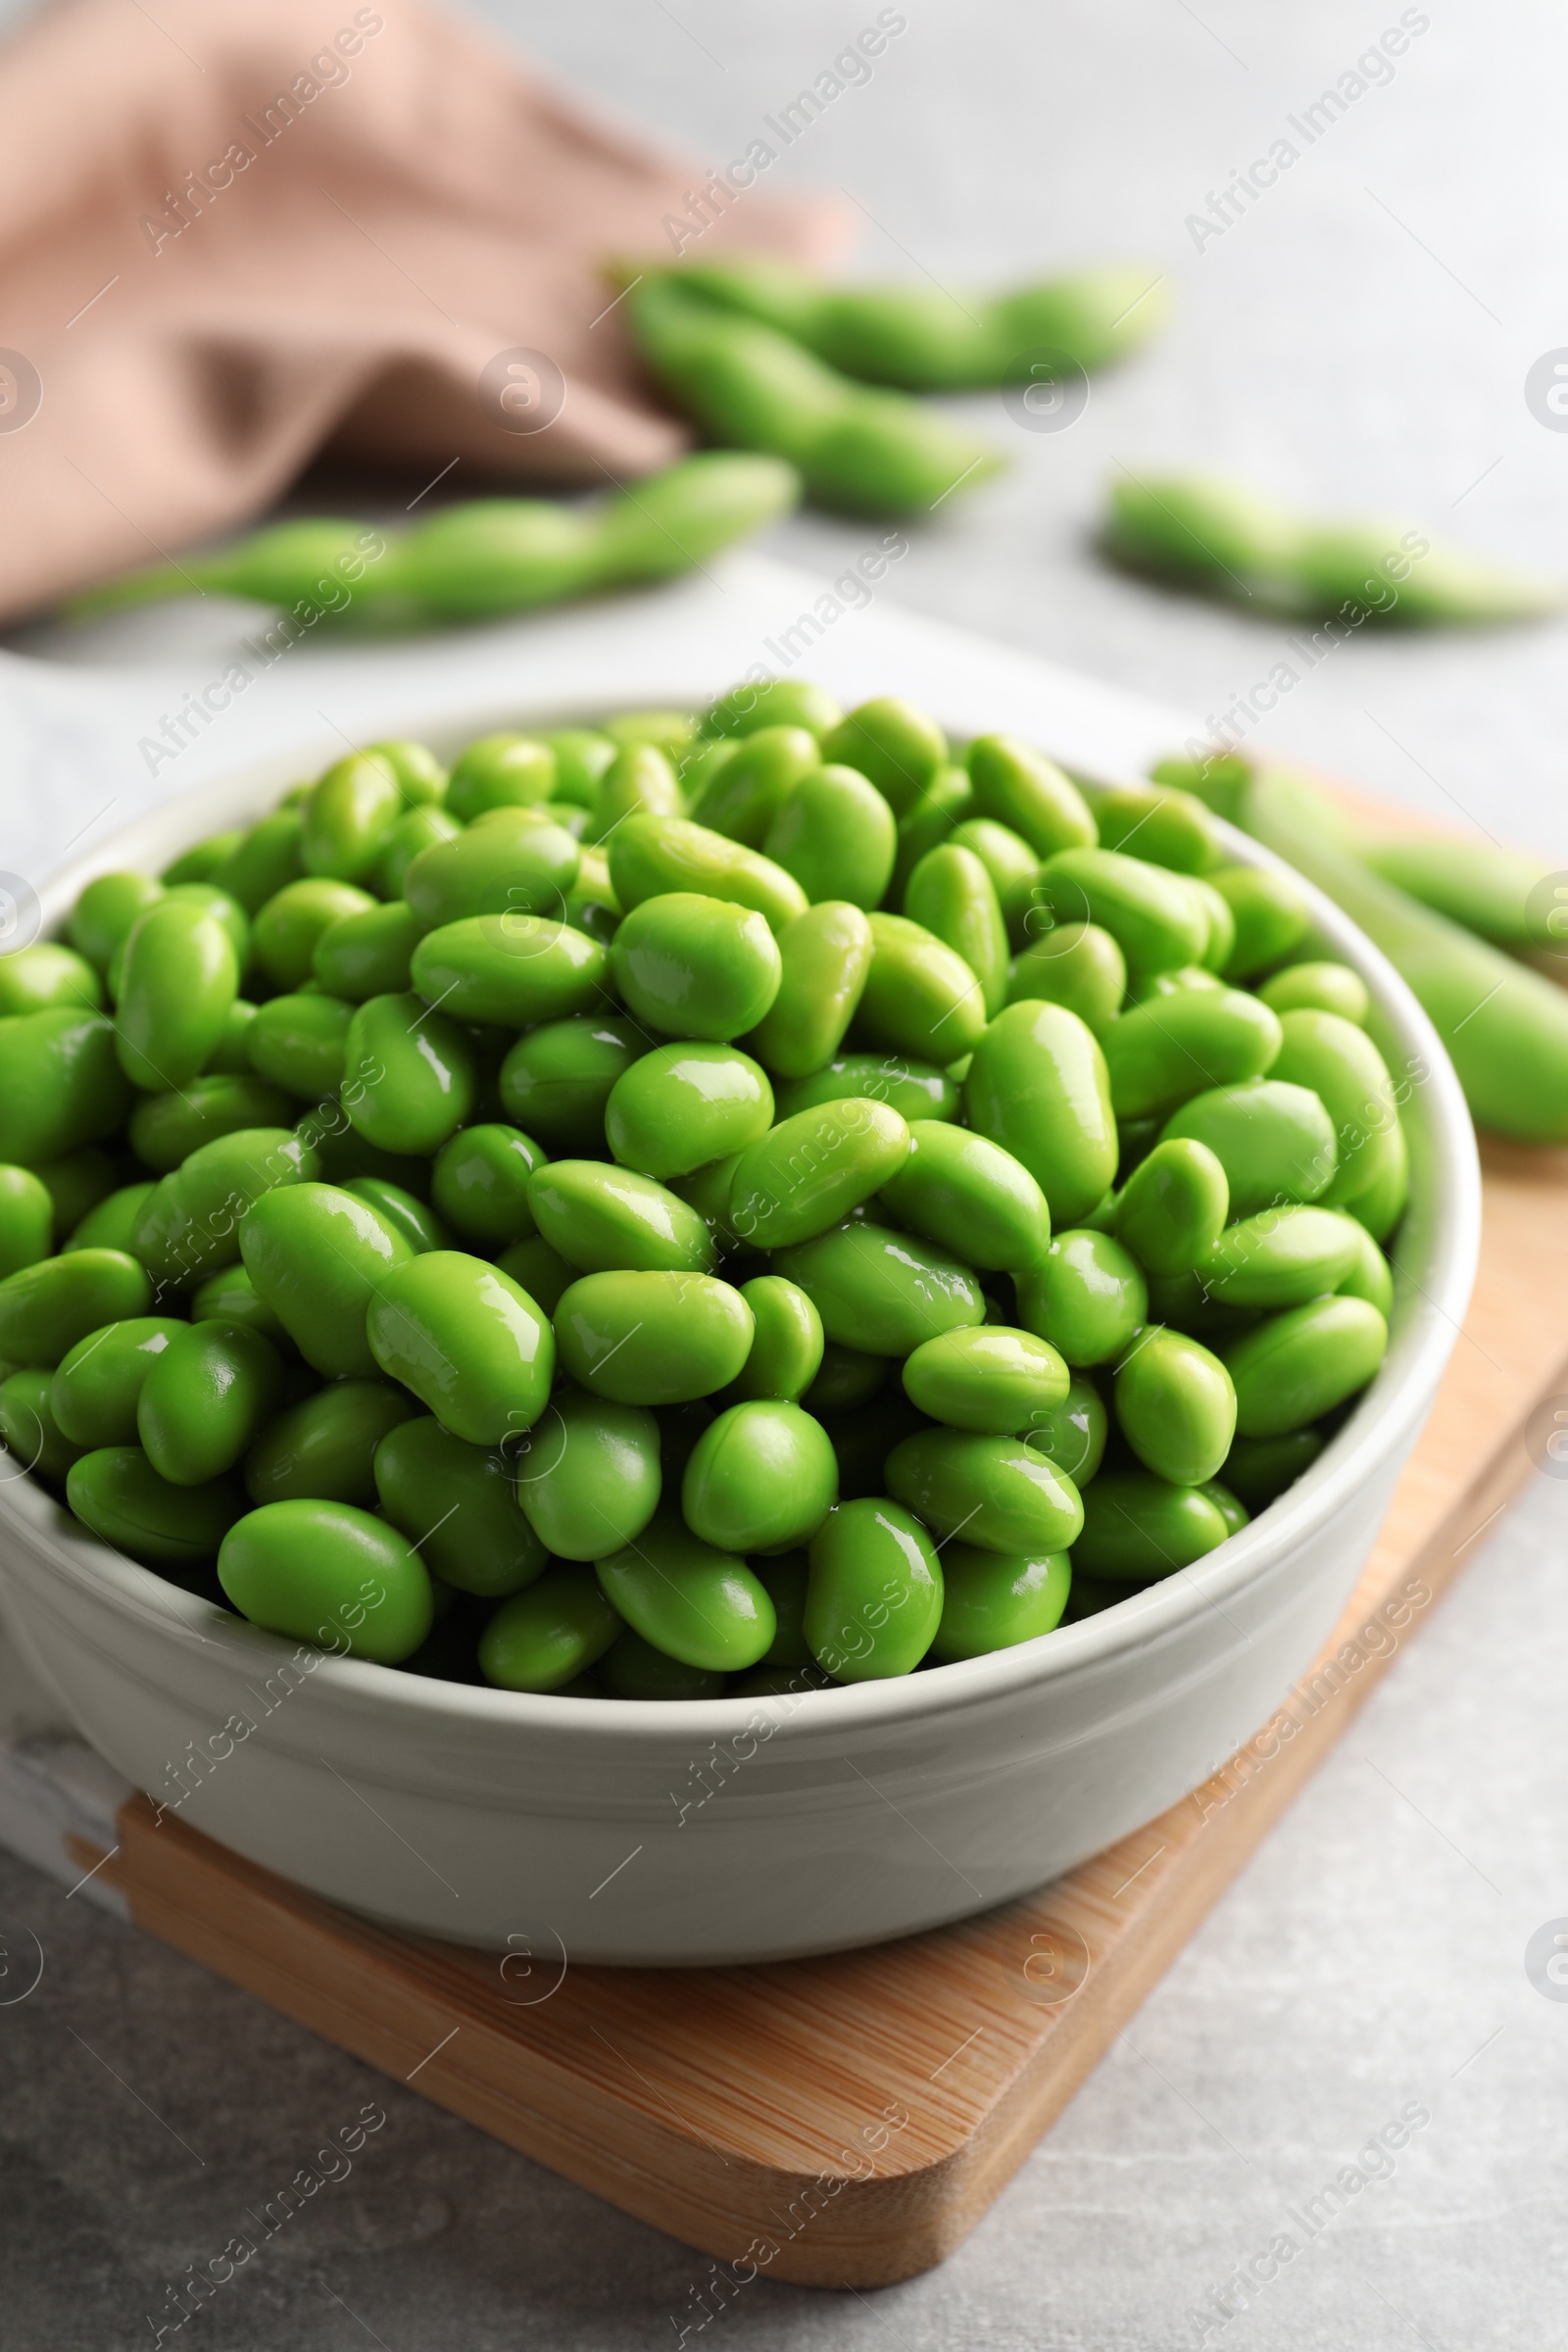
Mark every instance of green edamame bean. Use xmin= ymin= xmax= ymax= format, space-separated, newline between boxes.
xmin=363 ymin=739 xmax=446 ymax=807
xmin=744 ymin=903 xmax=873 ymax=1078
xmin=293 ymin=1110 xmax=437 ymax=1199
xmin=1222 ymin=1296 xmax=1388 ymax=1436
xmin=69 ymin=871 xmax=165 ymax=975
xmin=153 ymin=882 xmax=249 ymax=978
xmin=611 ymin=893 xmax=780 ymax=1042
xmin=427 ymin=1125 xmax=544 ymax=1248
xmin=749 ymin=1550 xmax=810 ymax=1667
xmin=63 ymin=1182 xmax=156 ymax=1256
xmin=608 ymin=813 xmax=807 ymax=938
xmin=1113 ymin=1325 xmax=1236 ymax=1487
xmin=728 ymin=1098 xmax=909 ymax=1249
xmin=0 ymin=1166 xmax=53 ymax=1277
xmin=605 ymin=1043 xmax=773 ymax=1180
xmin=133 ymin=1126 xmax=320 ymax=1290
xmin=1347 ymin=1117 xmax=1408 ymax=1243
xmin=496 ymin=1234 xmax=575 ymax=1315
xmin=890 ymin=764 xmax=974 ymax=901
xmin=341 ymin=1178 xmax=450 ymax=1255
xmin=600 ymin=1630 xmax=727 ymax=1699
xmin=693 ymin=724 xmax=821 ymax=846
xmin=1111 ymin=1137 xmax=1230 ymax=1277
xmin=1211 ymin=866 xmax=1311 ymax=980
xmin=1035 ymin=848 xmax=1207 ymax=977
xmin=1269 ymin=1008 xmax=1396 ymax=1205
xmin=410 ymin=914 xmax=609 ymax=1027
xmin=703 ymin=677 xmax=844 ymax=741
xmin=0 ymin=1369 xmax=86 ymax=1482
xmin=0 ymin=943 xmax=103 ymax=1016
xmin=950 ymin=818 xmax=1040 ymax=944
xmin=1015 ymin=1229 xmax=1148 ymax=1367
xmin=773 ymin=1051 xmax=958 ymax=1125
xmin=1072 ymin=1470 xmax=1231 ymax=1580
xmin=1259 ymin=960 xmax=1369 ymax=1025
xmin=904 ymin=844 xmax=1008 ymax=1017
xmin=802 ymin=1342 xmax=886 ymax=1414
xmin=804 ymin=1499 xmax=942 ymax=1680
xmin=682 ymin=1399 xmax=838 ymax=1551
xmin=190 ymin=1264 xmax=290 ymax=1346
xmin=366 ymin=1251 xmax=555 ymax=1443
xmin=589 ymin=744 xmax=683 ymax=848
xmin=211 ymin=810 xmax=307 ymax=916
xmin=219 ymin=1499 xmax=432 ymax=1662
xmin=774 ymin=1220 xmax=984 ymax=1356
xmin=1200 ymin=1480 xmax=1249 ymax=1536
xmin=1125 ymin=965 xmax=1221 ymax=1008
xmin=0 ymin=1008 xmax=131 ymax=1164
xmin=340 ymin=993 xmax=477 ymax=1155
xmin=597 ymin=1514 xmax=776 ymax=1672
xmin=240 ymin=1183 xmax=414 ymax=1377
xmin=479 ymin=1565 xmax=623 ymax=1691
xmin=0 ymin=1249 xmax=153 ymax=1368
xmin=1026 ymin=1369 xmax=1107 ymax=1484
xmin=928 ymin=1545 xmax=1071 ymax=1662
xmin=1162 ymin=1081 xmax=1338 ymax=1218
xmin=762 ymin=764 xmax=897 ymax=910
xmin=1094 ymin=782 xmax=1218 ymax=875
xmin=963 ymin=999 xmax=1117 ymax=1228
xmin=300 ymin=753 xmax=404 ymax=884
xmin=1336 ymin=1220 xmax=1394 ymax=1316
xmin=554 ymin=1271 xmax=754 ymax=1403
xmin=51 ymin=1317 xmax=185 ymax=1446
xmin=444 ymin=734 xmax=555 ymax=822
xmin=528 ymin=1158 xmax=714 ymax=1275
xmin=1143 ymin=1269 xmax=1255 ymax=1343
xmin=887 ymin=1427 xmax=1083 ymax=1554
xmin=29 ymin=1150 xmax=113 ymax=1246
xmin=244 ymin=1380 xmax=416 ymax=1506
xmin=372 ymin=1414 xmax=549 ymax=1595
xmin=113 ymin=900 xmax=238 ymax=1091
xmin=1102 ymin=987 xmax=1282 ymax=1121
xmin=205 ymin=999 xmax=260 ymax=1076
xmin=252 ymin=878 xmax=375 ymax=991
xmin=1202 ymin=1203 xmax=1364 ymax=1307
xmin=820 ymin=698 xmax=947 ymax=816
xmin=510 ymin=1388 xmax=661 ymax=1561
xmin=499 ymin=1015 xmax=643 ymax=1152
xmin=403 ymin=813 xmax=580 ymax=930
xmin=965 ymin=736 xmax=1097 ymax=859
xmin=879 ymin=1119 xmax=1051 ymax=1272
xmin=68 ymin=1446 xmax=244 ymax=1567
xmin=310 ymin=901 xmax=423 ymax=1000
xmin=902 ymin=1324 xmax=1069 ymax=1435
xmin=137 ymin=1320 xmax=285 ymax=1485
xmin=724 ymin=1276 xmax=823 ymax=1402
xmin=246 ymin=991 xmax=354 ymax=1099
xmin=377 ymin=806 xmax=462 ymax=902
xmin=128 ymin=1075 xmax=293 ymax=1172
xmin=855 ymin=912 xmax=986 ymax=1061
xmin=1006 ymin=922 xmax=1125 ymax=1034
xmin=607 ymin=711 xmax=697 ymax=755
xmin=1220 ymin=1429 xmax=1325 ymax=1513
xmin=542 ymin=728 xmax=617 ymax=807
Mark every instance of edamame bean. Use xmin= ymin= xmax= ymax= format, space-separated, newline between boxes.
xmin=341 ymin=993 xmax=477 ymax=1155
xmin=0 ymin=1249 xmax=153 ymax=1367
xmin=1336 ymin=1219 xmax=1394 ymax=1316
xmin=373 ymin=1414 xmax=549 ymax=1594
xmin=1220 ymin=1429 xmax=1325 ymax=1513
xmin=775 ymin=1220 xmax=984 ymax=1355
xmin=0 ymin=1369 xmax=86 ymax=1482
xmin=703 ymin=677 xmax=844 ymax=741
xmin=1210 ymin=866 xmax=1311 ymax=980
xmin=890 ymin=765 xmax=974 ymax=901
xmin=424 ymin=1125 xmax=542 ymax=1248
xmin=240 ymin=1183 xmax=414 ymax=1377
xmin=805 ymin=1498 xmax=943 ymax=1679
xmin=134 ymin=1126 xmax=320 ymax=1290
xmin=68 ymin=1446 xmax=244 ymax=1567
xmin=597 ymin=1514 xmax=776 ymax=1671
xmin=887 ymin=1427 xmax=1083 ymax=1553
xmin=212 ymin=811 xmax=308 ymax=915
xmin=692 ymin=725 xmax=819 ymax=845
xmin=819 ymin=702 xmax=949 ymax=817
xmin=499 ymin=1015 xmax=644 ymax=1152
xmin=246 ymin=991 xmax=354 ymax=1099
xmin=803 ymin=1342 xmax=886 ymax=1414
xmin=965 ymin=736 xmax=1097 ymax=858
xmin=69 ymin=871 xmax=164 ymax=975
xmin=1006 ymin=920 xmax=1125 ymax=1033
xmin=50 ymin=1317 xmax=184 ymax=1446
xmin=743 ymin=904 xmax=873 ymax=1083
xmin=528 ymin=1158 xmax=714 ymax=1275
xmin=365 ymin=739 xmax=446 ymax=807
xmin=904 ymin=844 xmax=1008 ymax=1017
xmin=1071 ymin=1469 xmax=1231 ymax=1580
xmin=1259 ymin=960 xmax=1369 ymax=1025
xmin=128 ymin=1075 xmax=293 ymax=1172
xmin=444 ymin=733 xmax=555 ymax=821
xmin=410 ymin=913 xmax=609 ymax=1027
xmin=0 ymin=1008 xmax=132 ymax=1164
xmin=1113 ymin=1325 xmax=1236 ymax=1486
xmin=64 ymin=1182 xmax=157 ymax=1256
xmin=1202 ymin=1203 xmax=1364 ymax=1307
xmin=0 ymin=943 xmax=103 ymax=1016
xmin=1222 ymin=1296 xmax=1388 ymax=1436
xmin=1034 ymin=848 xmax=1208 ymax=976
xmin=0 ymin=1166 xmax=53 ymax=1278
xmin=1162 ymin=1080 xmax=1338 ymax=1218
xmin=1094 ymin=783 xmax=1217 ymax=874
xmin=206 ymin=999 xmax=260 ymax=1076
xmin=1111 ymin=1137 xmax=1229 ymax=1277
xmin=604 ymin=1043 xmax=773 ymax=1180
xmin=902 ymin=1324 xmax=1069 ymax=1434
xmin=1101 ymin=987 xmax=1282 ymax=1119
xmin=590 ymin=741 xmax=684 ymax=844
xmin=682 ymin=1399 xmax=838 ymax=1551
xmin=511 ymin=1387 xmax=661 ymax=1560
xmin=190 ymin=1264 xmax=290 ymax=1346
xmin=252 ymin=878 xmax=375 ymax=991
xmin=496 ymin=1234 xmax=575 ymax=1315
xmin=600 ymin=1630 xmax=728 ymax=1700
xmin=950 ymin=817 xmax=1040 ymax=944
xmin=1015 ymin=1229 xmax=1148 ymax=1366
xmin=750 ymin=1550 xmax=811 ymax=1667
xmin=219 ymin=1499 xmax=432 ymax=1662
xmin=378 ymin=806 xmax=462 ymax=900
xmin=366 ymin=1251 xmax=555 ymax=1443
xmin=763 ymin=764 xmax=897 ymax=909
xmin=728 ymin=1098 xmax=909 ymax=1249
xmin=854 ymin=912 xmax=986 ymax=1061
xmin=608 ymin=813 xmax=807 ymax=937
xmin=610 ymin=893 xmax=780 ymax=1041
xmin=554 ymin=1271 xmax=754 ymax=1403
xmin=341 ymin=1178 xmax=450 ymax=1255
xmin=245 ymin=1380 xmax=418 ymax=1506
xmin=29 ymin=1150 xmax=113 ymax=1246
xmin=928 ymin=1545 xmax=1071 ymax=1661
xmin=402 ymin=813 xmax=580 ymax=930
xmin=300 ymin=754 xmax=404 ymax=884
xmin=1025 ymin=1369 xmax=1107 ymax=1484
xmin=311 ymin=900 xmax=423 ymax=1000
xmin=1348 ymin=1116 xmax=1409 ymax=1243
xmin=138 ymin=1320 xmax=285 ymax=1485
xmin=963 ymin=999 xmax=1117 ymax=1227
xmin=479 ymin=1565 xmax=623 ymax=1691
xmin=716 ymin=1276 xmax=824 ymax=1404
xmin=878 ymin=1119 xmax=1051 ymax=1271
xmin=1269 ymin=1008 xmax=1396 ymax=1204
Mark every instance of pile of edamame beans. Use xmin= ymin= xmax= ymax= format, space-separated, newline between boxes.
xmin=0 ymin=683 xmax=1403 ymax=1700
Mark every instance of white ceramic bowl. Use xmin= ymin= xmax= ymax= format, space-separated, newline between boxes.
xmin=0 ymin=709 xmax=1481 ymax=1965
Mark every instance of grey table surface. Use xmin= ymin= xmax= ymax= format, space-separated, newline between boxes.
xmin=4 ymin=2 xmax=1568 ymax=2346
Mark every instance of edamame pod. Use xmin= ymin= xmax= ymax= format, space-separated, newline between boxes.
xmin=854 ymin=911 xmax=986 ymax=1061
xmin=928 ymin=1545 xmax=1071 ymax=1661
xmin=366 ymin=1251 xmax=555 ymax=1443
xmin=1202 ymin=1203 xmax=1364 ymax=1307
xmin=0 ymin=1166 xmax=53 ymax=1278
xmin=0 ymin=1249 xmax=153 ymax=1367
xmin=51 ymin=1317 xmax=184 ymax=1446
xmin=218 ymin=1499 xmax=433 ymax=1662
xmin=403 ymin=813 xmax=580 ymax=930
xmin=479 ymin=1566 xmax=623 ymax=1691
xmin=612 ymin=893 xmax=781 ymax=1042
xmin=137 ymin=1321 xmax=285 ymax=1485
xmin=1113 ymin=1325 xmax=1236 ymax=1487
xmin=528 ymin=1158 xmax=715 ymax=1275
xmin=605 ymin=1043 xmax=773 ymax=1180
xmin=1101 ymin=988 xmax=1282 ymax=1119
xmin=499 ymin=1015 xmax=644 ymax=1153
xmin=762 ymin=764 xmax=897 ymax=909
xmin=0 ymin=1369 xmax=86 ymax=1482
xmin=962 ymin=999 xmax=1117 ymax=1227
xmin=240 ymin=1183 xmax=414 ymax=1377
xmin=554 ymin=1271 xmax=754 ymax=1403
xmin=251 ymin=878 xmax=375 ymax=991
xmin=728 ymin=1098 xmax=909 ymax=1249
xmin=373 ymin=1415 xmax=549 ymax=1595
xmin=1162 ymin=1081 xmax=1338 ymax=1219
xmin=902 ymin=1324 xmax=1069 ymax=1434
xmin=1269 ymin=1008 xmax=1396 ymax=1204
xmin=1222 ymin=1296 xmax=1388 ymax=1436
xmin=878 ymin=1119 xmax=1051 ymax=1271
xmin=512 ymin=1388 xmax=661 ymax=1561
xmin=597 ymin=1513 xmax=776 ymax=1670
xmin=886 ymin=1428 xmax=1083 ymax=1554
xmin=1259 ymin=960 xmax=1369 ymax=1025
xmin=245 ymin=1380 xmax=419 ymax=1506
xmin=743 ymin=902 xmax=872 ymax=1078
xmin=775 ymin=1220 xmax=984 ymax=1355
xmin=311 ymin=900 xmax=423 ymax=1000
xmin=682 ymin=1399 xmax=838 ymax=1551
xmin=1015 ymin=1229 xmax=1148 ymax=1366
xmin=68 ymin=1446 xmax=244 ymax=1568
xmin=904 ymin=844 xmax=1008 ymax=1017
xmin=0 ymin=1008 xmax=132 ymax=1163
xmin=1035 ymin=848 xmax=1207 ymax=977
xmin=965 ymin=736 xmax=1097 ymax=858
xmin=246 ymin=992 xmax=354 ymax=1099
xmin=805 ymin=1498 xmax=943 ymax=1679
xmin=128 ymin=1075 xmax=293 ymax=1173
xmin=725 ymin=1276 xmax=823 ymax=1401
xmin=1111 ymin=1137 xmax=1229 ymax=1277
xmin=410 ymin=914 xmax=609 ymax=1027
xmin=1071 ymin=1470 xmax=1231 ymax=1580
xmin=341 ymin=992 xmax=477 ymax=1155
xmin=774 ymin=1050 xmax=957 ymax=1126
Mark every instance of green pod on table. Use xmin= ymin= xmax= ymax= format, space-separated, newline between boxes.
xmin=0 ymin=943 xmax=103 ymax=1016
xmin=495 ymin=1234 xmax=576 ymax=1316
xmin=373 ymin=1414 xmax=549 ymax=1595
xmin=190 ymin=1263 xmax=291 ymax=1346
xmin=137 ymin=1319 xmax=285 ymax=1485
xmin=605 ymin=1043 xmax=773 ymax=1180
xmin=240 ymin=1182 xmax=414 ymax=1377
xmin=1025 ymin=1369 xmax=1107 ymax=1485
xmin=1093 ymin=783 xmax=1217 ymax=874
xmin=402 ymin=813 xmax=580 ymax=930
xmin=0 ymin=1165 xmax=53 ymax=1278
xmin=804 ymin=1498 xmax=943 ymax=1679
xmin=1161 ymin=1080 xmax=1338 ymax=1219
xmin=252 ymin=878 xmax=375 ymax=991
xmin=1201 ymin=1203 xmax=1364 ymax=1307
xmin=1071 ymin=1470 xmax=1231 ymax=1580
xmin=1112 ymin=1325 xmax=1236 ymax=1487
xmin=1269 ymin=1008 xmax=1396 ymax=1205
xmin=965 ymin=735 xmax=1097 ymax=859
xmin=69 ymin=871 xmax=165 ymax=974
xmin=341 ymin=992 xmax=477 ymax=1155
xmin=1015 ymin=1229 xmax=1148 ymax=1367
xmin=377 ymin=806 xmax=462 ymax=901
xmin=855 ymin=911 xmax=986 ymax=1061
xmin=681 ymin=1399 xmax=838 ymax=1551
xmin=886 ymin=1427 xmax=1084 ymax=1554
xmin=762 ymin=764 xmax=897 ymax=910
xmin=902 ymin=1324 xmax=1069 ymax=1435
xmin=819 ymin=697 xmax=947 ymax=816
xmin=245 ymin=1379 xmax=418 ymax=1506
xmin=802 ymin=1341 xmax=887 ymax=1414
xmin=128 ymin=1075 xmax=294 ymax=1173
xmin=744 ymin=903 xmax=873 ymax=1079
xmin=499 ymin=1015 xmax=644 ymax=1152
xmin=511 ymin=1387 xmax=662 ymax=1561
xmin=365 ymin=1250 xmax=555 ymax=1443
xmin=218 ymin=1498 xmax=432 ymax=1662
xmin=428 ymin=1125 xmax=544 ymax=1248
xmin=68 ymin=1446 xmax=244 ymax=1567
xmin=542 ymin=728 xmax=617 ymax=808
xmin=1222 ymin=1296 xmax=1388 ymax=1436
xmin=773 ymin=1052 xmax=958 ymax=1125
xmin=693 ymin=724 xmax=821 ymax=846
xmin=1336 ymin=1220 xmax=1394 ymax=1317
xmin=904 ymin=844 xmax=1008 ymax=1018
xmin=950 ymin=818 xmax=1040 ymax=945
xmin=0 ymin=1009 xmax=132 ymax=1164
xmin=311 ymin=900 xmax=423 ymax=1001
xmin=1101 ymin=988 xmax=1283 ymax=1119
xmin=479 ymin=1565 xmax=623 ymax=1691
xmin=341 ymin=1178 xmax=449 ymax=1255
xmin=409 ymin=914 xmax=609 ymax=1028
xmin=610 ymin=893 xmax=780 ymax=1042
xmin=212 ymin=810 xmax=308 ymax=916
xmin=878 ymin=1118 xmax=1051 ymax=1272
xmin=246 ymin=991 xmax=354 ymax=1099
xmin=599 ymin=1629 xmax=727 ymax=1700
xmin=724 ymin=1276 xmax=823 ymax=1402
xmin=1034 ymin=848 xmax=1208 ymax=977
xmin=1006 ymin=921 xmax=1126 ymax=1033
xmin=775 ymin=1220 xmax=985 ymax=1356
xmin=443 ymin=733 xmax=556 ymax=821
xmin=608 ymin=813 xmax=807 ymax=936
xmin=962 ymin=999 xmax=1117 ymax=1228
xmin=1111 ymin=1137 xmax=1230 ymax=1278
xmin=0 ymin=1249 xmax=153 ymax=1368
xmin=50 ymin=1317 xmax=185 ymax=1446
xmin=590 ymin=742 xmax=684 ymax=843
xmin=727 ymin=1098 xmax=910 ymax=1249
xmin=928 ymin=1545 xmax=1072 ymax=1662
xmin=1210 ymin=866 xmax=1311 ymax=980
xmin=134 ymin=1126 xmax=321 ymax=1290
xmin=554 ymin=1271 xmax=754 ymax=1403
xmin=0 ymin=1369 xmax=87 ymax=1482
xmin=703 ymin=677 xmax=844 ymax=740
xmin=528 ymin=1159 xmax=715 ymax=1275
xmin=1259 ymin=960 xmax=1369 ymax=1025
xmin=64 ymin=1182 xmax=157 ymax=1257
xmin=890 ymin=764 xmax=974 ymax=902
xmin=1220 ymin=1429 xmax=1325 ymax=1514
xmin=300 ymin=754 xmax=404 ymax=884
xmin=597 ymin=1513 xmax=776 ymax=1671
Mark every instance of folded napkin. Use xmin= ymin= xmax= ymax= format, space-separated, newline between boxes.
xmin=0 ymin=0 xmax=844 ymax=622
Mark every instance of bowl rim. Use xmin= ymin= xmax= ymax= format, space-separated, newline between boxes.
xmin=3 ymin=696 xmax=1483 ymax=1749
